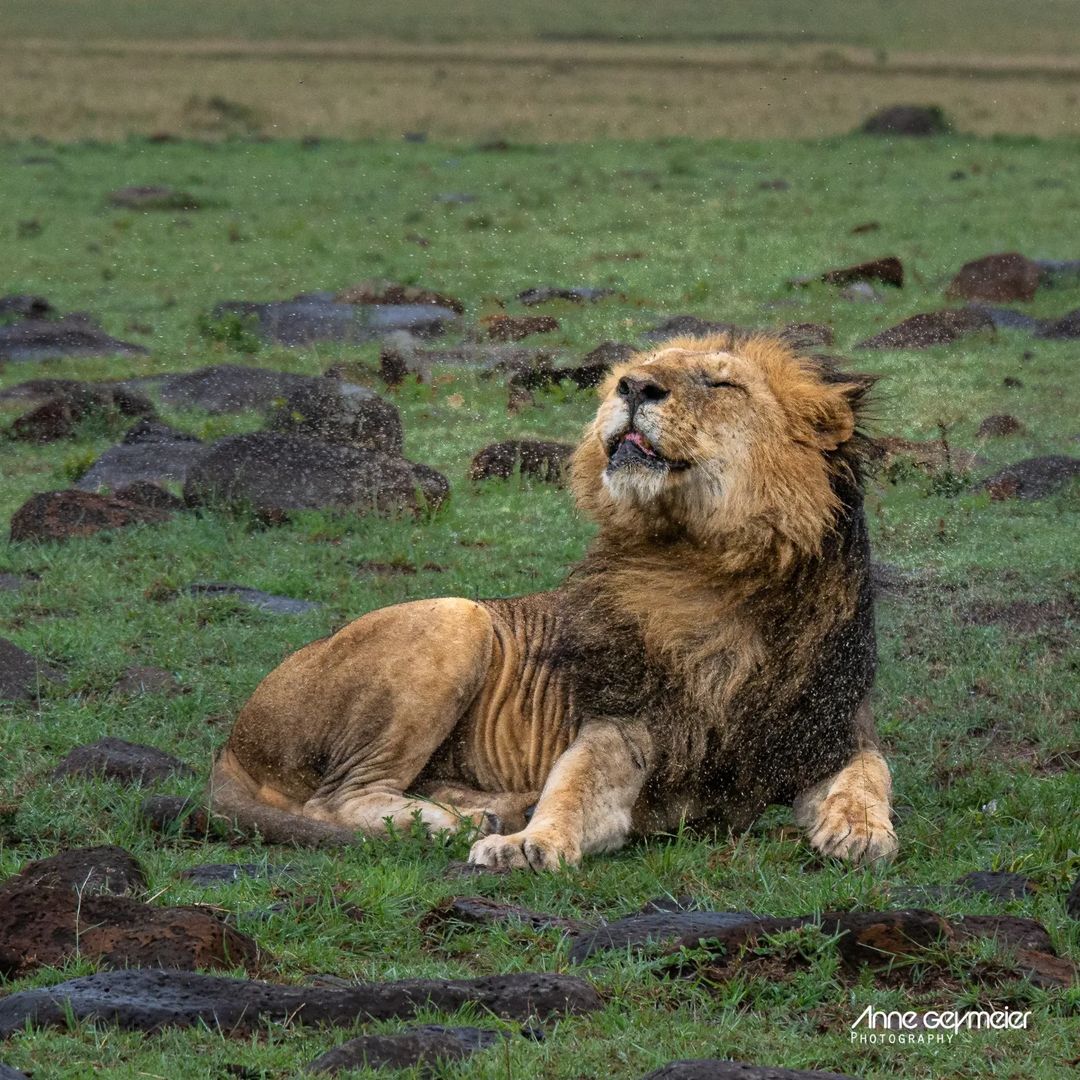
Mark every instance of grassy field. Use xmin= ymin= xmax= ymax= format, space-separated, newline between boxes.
xmin=0 ymin=133 xmax=1078 ymax=1076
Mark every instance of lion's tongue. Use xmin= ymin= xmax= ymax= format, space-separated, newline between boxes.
xmin=624 ymin=432 xmax=656 ymax=457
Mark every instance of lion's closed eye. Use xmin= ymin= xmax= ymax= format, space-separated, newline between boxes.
xmin=704 ymin=378 xmax=746 ymax=392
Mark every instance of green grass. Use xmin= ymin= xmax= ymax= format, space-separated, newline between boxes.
xmin=1 ymin=135 xmax=1078 ymax=1078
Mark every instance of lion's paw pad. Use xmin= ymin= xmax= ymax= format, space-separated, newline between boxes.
xmin=808 ymin=796 xmax=898 ymax=865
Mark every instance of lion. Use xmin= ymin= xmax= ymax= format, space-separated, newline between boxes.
xmin=209 ymin=332 xmax=898 ymax=869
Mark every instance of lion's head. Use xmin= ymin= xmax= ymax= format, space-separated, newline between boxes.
xmin=571 ymin=333 xmax=872 ymax=568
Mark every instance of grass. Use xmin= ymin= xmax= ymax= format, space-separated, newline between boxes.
xmin=0 ymin=134 xmax=1078 ymax=1076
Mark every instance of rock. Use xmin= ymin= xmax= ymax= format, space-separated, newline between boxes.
xmin=139 ymin=795 xmax=213 ymax=839
xmin=965 ymin=305 xmax=1045 ymax=332
xmin=9 ymin=489 xmax=173 ymax=543
xmin=422 ymin=896 xmax=591 ymax=934
xmin=185 ymin=582 xmax=321 ymax=615
xmin=781 ymin=322 xmax=835 ymax=347
xmin=0 ymin=315 xmax=149 ymax=362
xmin=0 ymin=377 xmax=86 ymax=403
xmin=856 ymin=308 xmax=994 ymax=349
xmin=0 ymin=294 xmax=54 ymax=320
xmin=0 ymin=638 xmax=60 ymax=701
xmin=77 ymin=421 xmax=205 ymax=492
xmin=0 ymin=969 xmax=602 ymax=1036
xmin=1035 ymin=259 xmax=1080 ymax=288
xmin=265 ymin=380 xmax=403 ymax=454
xmin=581 ymin=340 xmax=635 ymax=371
xmin=1034 ymin=308 xmax=1080 ymax=339
xmin=641 ymin=315 xmax=743 ymax=343
xmin=0 ymin=1064 xmax=28 ymax=1079
xmin=113 ymin=665 xmax=181 ymax=695
xmin=850 ymin=221 xmax=881 ymax=235
xmin=4 ymin=846 xmax=147 ymax=896
xmin=976 ymin=414 xmax=1024 ymax=438
xmin=517 ymin=286 xmax=616 ymax=306
xmin=0 ymin=878 xmax=259 ymax=977
xmin=50 ymin=737 xmax=195 ymax=785
xmin=379 ymin=341 xmax=412 ymax=386
xmin=482 ymin=314 xmax=560 ymax=342
xmin=308 ymin=1025 xmax=502 ymax=1074
xmin=953 ymin=916 xmax=1055 ymax=954
xmin=839 ymin=282 xmax=882 ymax=302
xmin=178 ymin=863 xmax=285 ymax=886
xmin=469 ymin=440 xmax=574 ymax=483
xmin=209 ymin=298 xmax=458 ymax=347
xmin=860 ymin=105 xmax=951 ymax=136
xmin=183 ymin=432 xmax=447 ymax=517
xmin=112 ymin=482 xmax=186 ymax=511
xmin=955 ymin=871 xmax=1036 ymax=901
xmin=123 ymin=365 xmax=331 ymax=414
xmin=817 ymin=256 xmax=904 ymax=289
xmin=337 ymin=279 xmax=464 ymax=314
xmin=876 ymin=436 xmax=984 ymax=474
xmin=946 ymin=253 xmax=1041 ymax=303
xmin=0 ymin=572 xmax=36 ymax=592
xmin=642 ymin=1062 xmax=856 ymax=1080
xmin=107 ymin=185 xmax=199 ymax=211
xmin=10 ymin=385 xmax=156 ymax=443
xmin=1067 ymin=873 xmax=1080 ymax=919
xmin=977 ymin=456 xmax=1080 ymax=500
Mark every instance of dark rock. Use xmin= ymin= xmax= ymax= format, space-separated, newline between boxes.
xmin=308 ymin=1025 xmax=503 ymax=1074
xmin=976 ymin=414 xmax=1024 ymax=438
xmin=856 ymin=308 xmax=994 ymax=349
xmin=423 ymin=896 xmax=591 ymax=934
xmin=186 ymin=582 xmax=321 ymax=615
xmin=977 ymin=456 xmax=1080 ymax=500
xmin=1034 ymin=308 xmax=1080 ymax=339
xmin=443 ymin=860 xmax=511 ymax=878
xmin=850 ymin=221 xmax=880 ymax=235
xmin=1035 ymin=259 xmax=1080 ymax=288
xmin=469 ymin=440 xmax=574 ymax=483
xmin=860 ymin=105 xmax=951 ymax=136
xmin=139 ymin=795 xmax=213 ymax=839
xmin=876 ymin=436 xmax=984 ymax=474
xmin=0 ymin=969 xmax=602 ymax=1036
xmin=209 ymin=298 xmax=458 ymax=347
xmin=482 ymin=314 xmax=560 ymax=342
xmin=265 ymin=380 xmax=403 ymax=454
xmin=108 ymin=185 xmax=199 ymax=211
xmin=123 ymin=418 xmax=202 ymax=445
xmin=570 ymin=911 xmax=764 ymax=964
xmin=113 ymin=483 xmax=186 ymax=511
xmin=1067 ymin=873 xmax=1080 ymax=919
xmin=50 ymin=737 xmax=195 ymax=785
xmin=379 ymin=341 xmax=412 ymax=386
xmin=0 ymin=638 xmax=60 ymax=700
xmin=77 ymin=418 xmax=204 ymax=492
xmin=5 ymin=845 xmax=147 ymax=896
xmin=183 ymin=432 xmax=447 ymax=517
xmin=123 ymin=365 xmax=329 ymax=414
xmin=0 ymin=1065 xmax=28 ymax=1079
xmin=517 ymin=285 xmax=617 ymax=306
xmin=780 ymin=322 xmax=835 ymax=347
xmin=10 ymin=385 xmax=156 ymax=443
xmin=642 ymin=1062 xmax=857 ymax=1080
xmin=956 ymin=871 xmax=1036 ymax=901
xmin=9 ymin=489 xmax=173 ymax=543
xmin=113 ymin=665 xmax=181 ymax=695
xmin=641 ymin=315 xmax=743 ymax=343
xmin=0 ymin=572 xmax=36 ymax=592
xmin=946 ymin=253 xmax=1041 ymax=303
xmin=0 ymin=315 xmax=149 ymax=362
xmin=337 ymin=280 xmax=465 ymax=314
xmin=0 ymin=377 xmax=87 ymax=404
xmin=178 ymin=863 xmax=285 ymax=887
xmin=819 ymin=256 xmax=904 ymax=288
xmin=0 ymin=294 xmax=54 ymax=321
xmin=0 ymin=879 xmax=259 ymax=977
xmin=965 ymin=305 xmax=1046 ymax=332
xmin=1003 ymin=375 xmax=1024 ymax=388
xmin=582 ymin=339 xmax=635 ymax=369
xmin=953 ymin=915 xmax=1055 ymax=954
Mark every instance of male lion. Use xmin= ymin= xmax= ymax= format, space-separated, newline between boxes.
xmin=210 ymin=333 xmax=898 ymax=869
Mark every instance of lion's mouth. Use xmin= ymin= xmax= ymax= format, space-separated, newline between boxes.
xmin=606 ymin=431 xmax=689 ymax=472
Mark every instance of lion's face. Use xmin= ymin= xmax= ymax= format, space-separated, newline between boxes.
xmin=572 ymin=334 xmax=865 ymax=559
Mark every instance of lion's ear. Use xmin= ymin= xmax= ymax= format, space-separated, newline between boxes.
xmin=810 ymin=390 xmax=856 ymax=452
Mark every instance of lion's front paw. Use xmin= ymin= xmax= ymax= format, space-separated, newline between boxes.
xmin=807 ymin=793 xmax=898 ymax=865
xmin=468 ymin=828 xmax=581 ymax=872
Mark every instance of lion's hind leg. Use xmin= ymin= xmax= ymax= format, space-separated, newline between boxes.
xmin=303 ymin=784 xmax=498 ymax=838
xmin=416 ymin=782 xmax=541 ymax=836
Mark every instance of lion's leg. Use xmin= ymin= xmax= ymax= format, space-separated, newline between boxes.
xmin=304 ymin=785 xmax=495 ymax=836
xmin=416 ymin=782 xmax=541 ymax=835
xmin=793 ymin=702 xmax=897 ymax=864
xmin=468 ymin=722 xmax=651 ymax=871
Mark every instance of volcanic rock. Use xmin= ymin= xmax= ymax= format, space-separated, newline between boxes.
xmin=0 ymin=294 xmax=54 ymax=321
xmin=6 ymin=845 xmax=146 ymax=896
xmin=265 ymin=380 xmax=403 ymax=454
xmin=860 ymin=105 xmax=951 ymax=136
xmin=482 ymin=314 xmax=560 ymax=342
xmin=965 ymin=305 xmax=1046 ymax=332
xmin=517 ymin=285 xmax=616 ymax=306
xmin=977 ymin=456 xmax=1080 ymax=500
xmin=641 ymin=315 xmax=743 ymax=343
xmin=1067 ymin=873 xmax=1080 ymax=919
xmin=976 ymin=414 xmax=1024 ymax=438
xmin=337 ymin=279 xmax=464 ymax=314
xmin=423 ymin=896 xmax=590 ymax=934
xmin=0 ymin=638 xmax=60 ymax=701
xmin=955 ymin=871 xmax=1036 ymax=900
xmin=816 ymin=256 xmax=904 ymax=288
xmin=178 ymin=863 xmax=285 ymax=887
xmin=855 ymin=308 xmax=994 ymax=349
xmin=642 ymin=1062 xmax=857 ymax=1080
xmin=77 ymin=421 xmax=204 ymax=492
xmin=10 ymin=385 xmax=155 ymax=443
xmin=1034 ymin=308 xmax=1080 ymax=339
xmin=122 ymin=365 xmax=328 ymax=414
xmin=50 ymin=737 xmax=195 ymax=785
xmin=9 ymin=489 xmax=173 ymax=543
xmin=0 ymin=315 xmax=148 ymax=362
xmin=186 ymin=582 xmax=321 ymax=615
xmin=308 ymin=1026 xmax=503 ymax=1074
xmin=946 ymin=253 xmax=1041 ymax=303
xmin=469 ymin=440 xmax=574 ymax=483
xmin=0 ymin=969 xmax=601 ymax=1036
xmin=139 ymin=796 xmax=213 ymax=839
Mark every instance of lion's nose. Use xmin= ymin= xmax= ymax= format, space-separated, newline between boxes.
xmin=616 ymin=377 xmax=670 ymax=411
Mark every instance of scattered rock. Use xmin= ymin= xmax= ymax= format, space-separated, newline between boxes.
xmin=0 ymin=638 xmax=60 ymax=701
xmin=107 ymin=185 xmax=199 ymax=211
xmin=469 ymin=440 xmax=574 ymax=483
xmin=0 ymin=377 xmax=93 ymax=404
xmin=209 ymin=297 xmax=458 ymax=347
xmin=113 ymin=665 xmax=181 ymax=695
xmin=1003 ymin=375 xmax=1024 ymax=388
xmin=977 ymin=456 xmax=1080 ymax=500
xmin=482 ymin=314 xmax=560 ymax=342
xmin=1035 ymin=259 xmax=1080 ymax=288
xmin=641 ymin=315 xmax=742 ymax=343
xmin=265 ymin=380 xmax=403 ymax=454
xmin=0 ymin=572 xmax=36 ymax=593
xmin=953 ymin=915 xmax=1055 ymax=954
xmin=122 ymin=365 xmax=329 ymax=414
xmin=0 ymin=969 xmax=602 ymax=1036
xmin=876 ymin=436 xmax=984 ymax=474
xmin=860 ymin=105 xmax=951 ymax=136
xmin=1033 ymin=308 xmax=1080 ymax=339
xmin=9 ymin=489 xmax=173 ymax=543
xmin=139 ymin=795 xmax=213 ymax=839
xmin=517 ymin=286 xmax=616 ymax=306
xmin=379 ymin=340 xmax=413 ymax=386
xmin=337 ymin=279 xmax=465 ymax=314
xmin=77 ymin=421 xmax=205 ymax=492
xmin=856 ymin=308 xmax=994 ymax=349
xmin=4 ymin=845 xmax=147 ymax=897
xmin=965 ymin=305 xmax=1045 ymax=332
xmin=183 ymin=433 xmax=448 ymax=518
xmin=10 ymin=385 xmax=155 ymax=443
xmin=794 ymin=256 xmax=903 ymax=289
xmin=642 ymin=1062 xmax=856 ymax=1080
xmin=112 ymin=482 xmax=186 ymax=511
xmin=442 ymin=860 xmax=511 ymax=878
xmin=581 ymin=340 xmax=635 ymax=370
xmin=956 ymin=871 xmax=1037 ymax=900
xmin=185 ymin=583 xmax=321 ymax=615
xmin=977 ymin=414 xmax=1024 ymax=438
xmin=0 ymin=1064 xmax=28 ymax=1080
xmin=178 ymin=863 xmax=285 ymax=887
xmin=838 ymin=282 xmax=882 ymax=303
xmin=50 ymin=737 xmax=195 ymax=785
xmin=946 ymin=253 xmax=1041 ymax=303
xmin=0 ymin=878 xmax=259 ymax=977
xmin=0 ymin=315 xmax=149 ymax=362
xmin=308 ymin=1025 xmax=503 ymax=1074
xmin=0 ymin=294 xmax=54 ymax=321
xmin=781 ymin=322 xmax=835 ymax=347
xmin=1067 ymin=873 xmax=1080 ymax=919
xmin=422 ymin=896 xmax=590 ymax=934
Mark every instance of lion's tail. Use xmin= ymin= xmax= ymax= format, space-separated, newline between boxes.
xmin=208 ymin=749 xmax=357 ymax=848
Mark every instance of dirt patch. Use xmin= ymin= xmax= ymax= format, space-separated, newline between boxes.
xmin=960 ymin=594 xmax=1079 ymax=633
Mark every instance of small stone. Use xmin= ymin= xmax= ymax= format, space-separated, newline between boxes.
xmin=11 ymin=386 xmax=155 ymax=442
xmin=0 ymin=294 xmax=54 ymax=320
xmin=1066 ymin=873 xmax=1080 ymax=919
xmin=839 ymin=282 xmax=882 ymax=303
xmin=482 ymin=314 xmax=560 ymax=342
xmin=0 ymin=638 xmax=61 ymax=701
xmin=307 ymin=1026 xmax=503 ymax=1074
xmin=469 ymin=440 xmax=574 ymax=483
xmin=5 ymin=845 xmax=147 ymax=896
xmin=946 ymin=253 xmax=1041 ymax=303
xmin=517 ymin=286 xmax=616 ymax=306
xmin=337 ymin=280 xmax=464 ymax=314
xmin=856 ymin=308 xmax=994 ymax=349
xmin=819 ymin=256 xmax=904 ymax=289
xmin=0 ymin=315 xmax=148 ymax=362
xmin=977 ymin=456 xmax=1080 ymax=500
xmin=186 ymin=583 xmax=321 ymax=615
xmin=422 ymin=896 xmax=590 ymax=934
xmin=139 ymin=795 xmax=213 ymax=838
xmin=860 ymin=105 xmax=950 ymax=136
xmin=955 ymin=871 xmax=1036 ymax=900
xmin=976 ymin=414 xmax=1024 ymax=438
xmin=1034 ymin=308 xmax=1080 ymax=339
xmin=50 ymin=737 xmax=195 ymax=785
xmin=178 ymin=863 xmax=285 ymax=887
